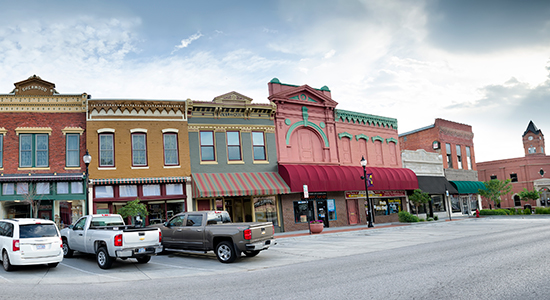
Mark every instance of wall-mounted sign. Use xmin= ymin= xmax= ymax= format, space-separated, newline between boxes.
xmin=432 ymin=140 xmax=441 ymax=150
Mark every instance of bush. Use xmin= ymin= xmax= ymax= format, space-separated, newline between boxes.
xmin=479 ymin=209 xmax=507 ymax=215
xmin=535 ymin=207 xmax=550 ymax=214
xmin=398 ymin=211 xmax=420 ymax=223
xmin=434 ymin=215 xmax=439 ymax=221
xmin=427 ymin=218 xmax=434 ymax=221
xmin=523 ymin=208 xmax=532 ymax=215
xmin=508 ymin=208 xmax=517 ymax=215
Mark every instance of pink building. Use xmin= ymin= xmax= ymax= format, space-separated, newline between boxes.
xmin=478 ymin=121 xmax=550 ymax=209
xmin=268 ymin=78 xmax=417 ymax=232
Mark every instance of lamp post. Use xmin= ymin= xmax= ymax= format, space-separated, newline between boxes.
xmin=83 ymin=150 xmax=92 ymax=215
xmin=361 ymin=156 xmax=374 ymax=228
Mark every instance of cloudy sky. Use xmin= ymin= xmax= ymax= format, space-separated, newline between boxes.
xmin=1 ymin=0 xmax=550 ymax=163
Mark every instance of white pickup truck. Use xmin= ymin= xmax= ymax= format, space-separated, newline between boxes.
xmin=60 ymin=214 xmax=162 ymax=269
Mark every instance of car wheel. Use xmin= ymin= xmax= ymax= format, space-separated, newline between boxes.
xmin=215 ymin=241 xmax=238 ymax=263
xmin=96 ymin=247 xmax=114 ymax=269
xmin=2 ymin=251 xmax=13 ymax=272
xmin=62 ymin=239 xmax=74 ymax=258
xmin=47 ymin=262 xmax=59 ymax=268
xmin=136 ymin=256 xmax=151 ymax=264
xmin=243 ymin=250 xmax=260 ymax=257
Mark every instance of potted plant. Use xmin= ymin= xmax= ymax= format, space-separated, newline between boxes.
xmin=309 ymin=220 xmax=324 ymax=234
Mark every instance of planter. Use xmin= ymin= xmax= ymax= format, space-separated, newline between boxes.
xmin=309 ymin=223 xmax=324 ymax=234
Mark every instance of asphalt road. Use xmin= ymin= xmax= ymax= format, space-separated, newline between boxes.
xmin=3 ymin=217 xmax=550 ymax=300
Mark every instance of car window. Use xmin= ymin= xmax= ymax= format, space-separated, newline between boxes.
xmin=19 ymin=224 xmax=58 ymax=238
xmin=168 ymin=215 xmax=185 ymax=227
xmin=73 ymin=218 xmax=87 ymax=230
xmin=0 ymin=222 xmax=6 ymax=236
xmin=186 ymin=215 xmax=202 ymax=227
xmin=206 ymin=211 xmax=231 ymax=224
xmin=91 ymin=216 xmax=125 ymax=226
xmin=6 ymin=223 xmax=13 ymax=237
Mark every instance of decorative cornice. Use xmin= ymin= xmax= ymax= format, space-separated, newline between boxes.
xmin=0 ymin=94 xmax=87 ymax=113
xmin=15 ymin=127 xmax=52 ymax=135
xmin=89 ymin=99 xmax=187 ymax=115
xmin=338 ymin=132 xmax=353 ymax=140
xmin=188 ymin=124 xmax=275 ymax=133
xmin=62 ymin=127 xmax=84 ymax=135
xmin=372 ymin=135 xmax=384 ymax=142
xmin=355 ymin=134 xmax=369 ymax=141
xmin=386 ymin=137 xmax=398 ymax=144
xmin=335 ymin=109 xmax=398 ymax=130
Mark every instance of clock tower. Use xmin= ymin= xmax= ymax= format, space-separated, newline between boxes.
xmin=523 ymin=120 xmax=545 ymax=156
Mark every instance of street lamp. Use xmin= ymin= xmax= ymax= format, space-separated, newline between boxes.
xmin=360 ymin=156 xmax=374 ymax=228
xmin=83 ymin=150 xmax=92 ymax=215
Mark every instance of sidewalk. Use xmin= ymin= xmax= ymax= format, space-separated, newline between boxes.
xmin=274 ymin=214 xmax=473 ymax=239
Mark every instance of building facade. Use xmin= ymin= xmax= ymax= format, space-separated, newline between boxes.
xmin=187 ymin=92 xmax=290 ymax=232
xmin=399 ymin=118 xmax=482 ymax=215
xmin=0 ymin=76 xmax=87 ymax=227
xmin=86 ymin=99 xmax=192 ymax=225
xmin=269 ymin=79 xmax=417 ymax=232
xmin=477 ymin=121 xmax=550 ymax=208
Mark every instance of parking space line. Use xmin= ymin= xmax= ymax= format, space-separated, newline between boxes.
xmin=0 ymin=274 xmax=12 ymax=283
xmin=60 ymin=263 xmax=121 ymax=279
xmin=149 ymin=261 xmax=211 ymax=271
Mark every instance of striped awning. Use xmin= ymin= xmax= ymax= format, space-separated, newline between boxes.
xmin=0 ymin=174 xmax=84 ymax=182
xmin=91 ymin=177 xmax=188 ymax=185
xmin=192 ymin=172 xmax=291 ymax=198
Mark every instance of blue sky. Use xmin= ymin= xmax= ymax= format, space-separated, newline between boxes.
xmin=1 ymin=0 xmax=550 ymax=163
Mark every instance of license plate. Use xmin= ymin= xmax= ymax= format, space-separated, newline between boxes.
xmin=136 ymin=248 xmax=146 ymax=253
xmin=36 ymin=244 xmax=45 ymax=250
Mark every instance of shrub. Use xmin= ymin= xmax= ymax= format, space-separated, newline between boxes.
xmin=427 ymin=218 xmax=434 ymax=221
xmin=419 ymin=218 xmax=426 ymax=222
xmin=535 ymin=207 xmax=550 ymax=214
xmin=508 ymin=208 xmax=517 ymax=215
xmin=434 ymin=215 xmax=439 ymax=221
xmin=398 ymin=211 xmax=420 ymax=223
xmin=479 ymin=209 xmax=507 ymax=215
xmin=523 ymin=208 xmax=532 ymax=215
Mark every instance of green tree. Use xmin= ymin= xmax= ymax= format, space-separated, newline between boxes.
xmin=117 ymin=199 xmax=148 ymax=226
xmin=518 ymin=188 xmax=541 ymax=204
xmin=409 ymin=189 xmax=430 ymax=217
xmin=478 ymin=179 xmax=512 ymax=209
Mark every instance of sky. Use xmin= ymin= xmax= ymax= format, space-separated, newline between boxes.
xmin=1 ymin=0 xmax=550 ymax=163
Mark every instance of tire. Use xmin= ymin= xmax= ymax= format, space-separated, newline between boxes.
xmin=96 ymin=247 xmax=114 ymax=269
xmin=215 ymin=241 xmax=238 ymax=263
xmin=136 ymin=256 xmax=151 ymax=264
xmin=47 ymin=262 xmax=59 ymax=268
xmin=243 ymin=250 xmax=260 ymax=257
xmin=62 ymin=239 xmax=74 ymax=258
xmin=2 ymin=251 xmax=13 ymax=272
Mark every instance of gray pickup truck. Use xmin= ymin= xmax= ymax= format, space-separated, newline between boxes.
xmin=151 ymin=211 xmax=275 ymax=263
xmin=60 ymin=214 xmax=163 ymax=269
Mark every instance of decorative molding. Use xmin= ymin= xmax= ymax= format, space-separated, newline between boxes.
xmin=386 ymin=137 xmax=398 ymax=144
xmin=285 ymin=106 xmax=329 ymax=147
xmin=289 ymin=93 xmax=318 ymax=103
xmin=62 ymin=127 xmax=84 ymax=135
xmin=338 ymin=132 xmax=353 ymax=140
xmin=372 ymin=136 xmax=384 ymax=142
xmin=335 ymin=109 xmax=398 ymax=130
xmin=162 ymin=128 xmax=179 ymax=133
xmin=97 ymin=128 xmax=115 ymax=134
xmin=188 ymin=124 xmax=275 ymax=133
xmin=0 ymin=128 xmax=8 ymax=136
xmin=130 ymin=128 xmax=148 ymax=133
xmin=355 ymin=134 xmax=369 ymax=141
xmin=15 ymin=127 xmax=52 ymax=135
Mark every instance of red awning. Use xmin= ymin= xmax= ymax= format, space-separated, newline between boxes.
xmin=278 ymin=164 xmax=418 ymax=193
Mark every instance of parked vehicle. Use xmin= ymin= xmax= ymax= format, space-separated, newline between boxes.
xmin=150 ymin=211 xmax=275 ymax=263
xmin=60 ymin=214 xmax=162 ymax=269
xmin=0 ymin=218 xmax=63 ymax=271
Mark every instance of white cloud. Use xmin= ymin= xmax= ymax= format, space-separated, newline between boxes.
xmin=172 ymin=32 xmax=203 ymax=54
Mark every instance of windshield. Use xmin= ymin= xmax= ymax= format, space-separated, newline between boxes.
xmin=19 ymin=224 xmax=59 ymax=238
xmin=91 ymin=216 xmax=125 ymax=227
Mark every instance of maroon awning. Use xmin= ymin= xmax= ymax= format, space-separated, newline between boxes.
xmin=278 ymin=164 xmax=418 ymax=193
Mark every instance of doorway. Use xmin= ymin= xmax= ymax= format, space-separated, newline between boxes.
xmin=224 ymin=198 xmax=253 ymax=223
xmin=347 ymin=199 xmax=359 ymax=225
xmin=316 ymin=199 xmax=329 ymax=228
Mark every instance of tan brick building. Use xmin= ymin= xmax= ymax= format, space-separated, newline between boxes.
xmin=86 ymin=99 xmax=191 ymax=224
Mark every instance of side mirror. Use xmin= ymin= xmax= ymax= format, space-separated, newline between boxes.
xmin=68 ymin=225 xmax=74 ymax=230
xmin=164 ymin=222 xmax=169 ymax=227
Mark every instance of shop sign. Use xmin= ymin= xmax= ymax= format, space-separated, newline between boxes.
xmin=345 ymin=190 xmax=405 ymax=199
xmin=301 ymin=192 xmax=326 ymax=201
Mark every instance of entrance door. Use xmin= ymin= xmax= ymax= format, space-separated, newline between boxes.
xmin=347 ymin=199 xmax=359 ymax=225
xmin=316 ymin=200 xmax=329 ymax=228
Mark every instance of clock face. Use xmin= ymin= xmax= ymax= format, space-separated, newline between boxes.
xmin=529 ymin=136 xmax=533 ymax=140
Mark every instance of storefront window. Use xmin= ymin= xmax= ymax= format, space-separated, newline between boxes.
xmin=143 ymin=184 xmax=161 ymax=196
xmin=166 ymin=201 xmax=185 ymax=218
xmin=96 ymin=203 xmax=110 ymax=214
xmin=3 ymin=183 xmax=14 ymax=195
xmin=432 ymin=195 xmax=446 ymax=212
xmin=166 ymin=184 xmax=183 ymax=195
xmin=327 ymin=199 xmax=336 ymax=220
xmin=36 ymin=182 xmax=50 ymax=194
xmin=58 ymin=200 xmax=83 ymax=227
xmin=57 ymin=182 xmax=69 ymax=194
xmin=470 ymin=195 xmax=478 ymax=211
xmin=293 ymin=200 xmax=314 ymax=223
xmin=95 ymin=186 xmax=114 ymax=198
xmin=17 ymin=182 xmax=28 ymax=194
xmin=120 ymin=185 xmax=138 ymax=197
xmin=254 ymin=196 xmax=278 ymax=226
xmin=375 ymin=198 xmax=402 ymax=216
xmin=451 ymin=195 xmax=460 ymax=212
xmin=148 ymin=202 xmax=165 ymax=224
xmin=71 ymin=182 xmax=83 ymax=194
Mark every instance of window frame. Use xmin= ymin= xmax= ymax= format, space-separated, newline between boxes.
xmin=163 ymin=133 xmax=179 ymax=166
xmin=131 ymin=132 xmax=148 ymax=167
xmin=252 ymin=131 xmax=267 ymax=161
xmin=456 ymin=145 xmax=463 ymax=170
xmin=466 ymin=146 xmax=472 ymax=170
xmin=226 ymin=131 xmax=242 ymax=161
xmin=0 ymin=134 xmax=3 ymax=168
xmin=99 ymin=133 xmax=115 ymax=167
xmin=200 ymin=131 xmax=215 ymax=162
xmin=445 ymin=143 xmax=453 ymax=168
xmin=66 ymin=133 xmax=80 ymax=167
xmin=19 ymin=133 xmax=49 ymax=168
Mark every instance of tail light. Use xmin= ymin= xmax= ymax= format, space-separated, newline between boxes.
xmin=244 ymin=229 xmax=252 ymax=240
xmin=159 ymin=231 xmax=162 ymax=243
xmin=114 ymin=234 xmax=123 ymax=247
xmin=13 ymin=239 xmax=20 ymax=252
xmin=60 ymin=237 xmax=63 ymax=248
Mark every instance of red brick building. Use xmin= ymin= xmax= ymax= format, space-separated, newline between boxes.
xmin=399 ymin=118 xmax=482 ymax=215
xmin=478 ymin=121 xmax=550 ymax=208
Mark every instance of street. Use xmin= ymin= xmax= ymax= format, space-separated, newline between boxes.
xmin=3 ymin=217 xmax=550 ymax=299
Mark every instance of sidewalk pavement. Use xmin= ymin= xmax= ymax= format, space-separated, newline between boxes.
xmin=274 ymin=214 xmax=474 ymax=239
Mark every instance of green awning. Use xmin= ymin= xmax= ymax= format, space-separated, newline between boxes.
xmin=90 ymin=177 xmax=188 ymax=185
xmin=449 ymin=181 xmax=486 ymax=194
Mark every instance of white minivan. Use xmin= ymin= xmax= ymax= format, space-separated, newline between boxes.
xmin=0 ymin=218 xmax=63 ymax=271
